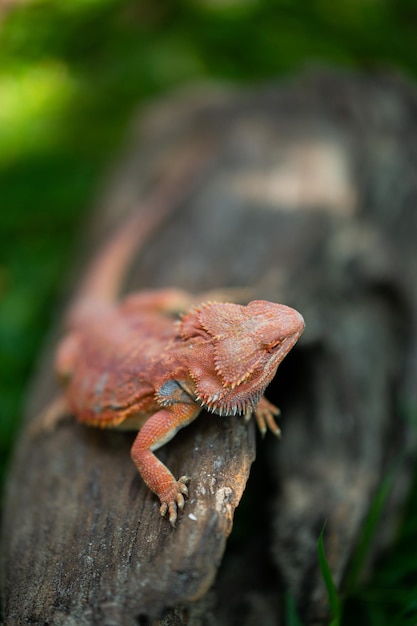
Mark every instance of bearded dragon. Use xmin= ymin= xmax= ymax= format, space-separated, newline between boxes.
xmin=45 ymin=142 xmax=305 ymax=526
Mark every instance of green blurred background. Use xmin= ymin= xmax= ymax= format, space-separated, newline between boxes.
xmin=1 ymin=1 xmax=416 ymax=623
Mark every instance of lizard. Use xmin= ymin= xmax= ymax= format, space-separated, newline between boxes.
xmin=43 ymin=140 xmax=305 ymax=526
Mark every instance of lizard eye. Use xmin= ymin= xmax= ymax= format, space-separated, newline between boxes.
xmin=267 ymin=340 xmax=282 ymax=353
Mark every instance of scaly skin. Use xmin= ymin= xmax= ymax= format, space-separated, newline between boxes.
xmin=48 ymin=141 xmax=305 ymax=526
xmin=57 ymin=296 xmax=304 ymax=525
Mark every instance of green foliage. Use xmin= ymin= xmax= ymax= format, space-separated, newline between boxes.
xmin=318 ymin=525 xmax=342 ymax=626
xmin=284 ymin=591 xmax=304 ymax=626
xmin=342 ymin=447 xmax=417 ymax=626
xmin=0 ymin=0 xmax=417 ymax=621
xmin=315 ymin=452 xmax=417 ymax=626
xmin=345 ymin=464 xmax=399 ymax=592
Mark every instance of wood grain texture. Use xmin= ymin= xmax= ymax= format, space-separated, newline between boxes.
xmin=3 ymin=70 xmax=417 ymax=625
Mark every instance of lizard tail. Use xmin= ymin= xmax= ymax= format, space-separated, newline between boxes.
xmin=66 ymin=138 xmax=216 ymax=328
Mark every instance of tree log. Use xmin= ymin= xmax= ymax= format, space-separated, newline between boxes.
xmin=2 ymin=70 xmax=417 ymax=625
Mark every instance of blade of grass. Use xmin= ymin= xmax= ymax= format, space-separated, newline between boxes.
xmin=318 ymin=524 xmax=341 ymax=626
xmin=284 ymin=590 xmax=305 ymax=626
xmin=345 ymin=461 xmax=399 ymax=592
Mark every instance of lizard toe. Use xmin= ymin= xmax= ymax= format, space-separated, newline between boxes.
xmin=254 ymin=396 xmax=282 ymax=437
xmin=159 ymin=476 xmax=191 ymax=526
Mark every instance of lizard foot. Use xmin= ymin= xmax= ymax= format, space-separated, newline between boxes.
xmin=253 ymin=396 xmax=281 ymax=438
xmin=159 ymin=475 xmax=190 ymax=526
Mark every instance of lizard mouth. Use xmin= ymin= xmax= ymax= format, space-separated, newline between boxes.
xmin=275 ymin=326 xmax=304 ymax=362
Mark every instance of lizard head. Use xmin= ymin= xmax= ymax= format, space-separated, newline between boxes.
xmin=178 ymin=300 xmax=305 ymax=415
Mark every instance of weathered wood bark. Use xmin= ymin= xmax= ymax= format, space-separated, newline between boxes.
xmin=2 ymin=70 xmax=417 ymax=625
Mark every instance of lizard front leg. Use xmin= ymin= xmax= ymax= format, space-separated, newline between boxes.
xmin=130 ymin=402 xmax=201 ymax=526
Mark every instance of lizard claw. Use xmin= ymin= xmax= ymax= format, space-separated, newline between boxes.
xmin=159 ymin=476 xmax=190 ymax=526
xmin=254 ymin=396 xmax=281 ymax=438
